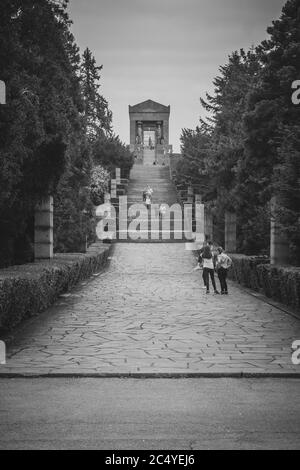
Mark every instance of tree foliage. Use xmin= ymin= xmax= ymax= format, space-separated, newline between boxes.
xmin=80 ymin=47 xmax=112 ymax=140
xmin=179 ymin=0 xmax=300 ymax=262
xmin=89 ymin=165 xmax=110 ymax=206
xmin=0 ymin=0 xmax=81 ymax=265
xmin=92 ymin=134 xmax=134 ymax=179
xmin=241 ymin=0 xmax=300 ymax=260
xmin=0 ymin=0 xmax=134 ymax=265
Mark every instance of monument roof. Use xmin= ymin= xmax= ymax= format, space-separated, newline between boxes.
xmin=129 ymin=99 xmax=170 ymax=114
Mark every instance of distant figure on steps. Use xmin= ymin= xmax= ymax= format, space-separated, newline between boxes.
xmin=143 ymin=185 xmax=153 ymax=209
xmin=159 ymin=204 xmax=167 ymax=218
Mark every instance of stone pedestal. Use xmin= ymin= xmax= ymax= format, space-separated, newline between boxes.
xmin=187 ymin=186 xmax=194 ymax=204
xmin=104 ymin=192 xmax=111 ymax=204
xmin=183 ymin=203 xmax=193 ymax=240
xmin=205 ymin=210 xmax=213 ymax=242
xmin=0 ymin=80 xmax=6 ymax=104
xmin=195 ymin=202 xmax=205 ymax=244
xmin=0 ymin=340 xmax=5 ymax=364
xmin=225 ymin=211 xmax=237 ymax=253
xmin=111 ymin=179 xmax=117 ymax=199
xmin=34 ymin=196 xmax=53 ymax=260
xmin=270 ymin=197 xmax=289 ymax=265
xmin=116 ymin=168 xmax=121 ymax=185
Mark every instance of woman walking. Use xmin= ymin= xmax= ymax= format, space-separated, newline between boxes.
xmin=216 ymin=247 xmax=232 ymax=294
xmin=202 ymin=244 xmax=219 ymax=294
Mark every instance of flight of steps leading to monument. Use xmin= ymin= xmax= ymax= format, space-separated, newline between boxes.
xmin=142 ymin=148 xmax=155 ymax=165
xmin=127 ymin=165 xmax=178 ymax=206
xmin=111 ymin=165 xmax=191 ymax=243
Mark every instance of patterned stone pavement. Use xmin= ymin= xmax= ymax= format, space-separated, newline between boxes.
xmin=1 ymin=243 xmax=300 ymax=376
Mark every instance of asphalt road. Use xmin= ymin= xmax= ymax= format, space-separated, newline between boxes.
xmin=0 ymin=378 xmax=299 ymax=450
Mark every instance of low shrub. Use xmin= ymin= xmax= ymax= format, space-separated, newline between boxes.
xmin=0 ymin=243 xmax=111 ymax=331
xmin=256 ymin=264 xmax=300 ymax=310
xmin=228 ymin=254 xmax=270 ymax=291
xmin=227 ymin=253 xmax=300 ymax=310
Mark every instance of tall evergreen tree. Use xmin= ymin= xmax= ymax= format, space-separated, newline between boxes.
xmin=241 ymin=0 xmax=300 ymax=261
xmin=179 ymin=49 xmax=263 ymax=250
xmin=80 ymin=48 xmax=112 ymax=140
xmin=0 ymin=0 xmax=82 ymax=266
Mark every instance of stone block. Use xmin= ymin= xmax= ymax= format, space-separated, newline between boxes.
xmin=34 ymin=211 xmax=54 ymax=228
xmin=34 ymin=243 xmax=53 ymax=259
xmin=34 ymin=228 xmax=53 ymax=244
xmin=270 ymin=197 xmax=289 ymax=265
xmin=0 ymin=80 xmax=6 ymax=104
xmin=34 ymin=196 xmax=54 ymax=260
xmin=225 ymin=211 xmax=237 ymax=253
xmin=116 ymin=168 xmax=121 ymax=184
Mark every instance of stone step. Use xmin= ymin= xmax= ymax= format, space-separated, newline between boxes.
xmin=119 ymin=164 xmax=180 ymax=232
xmin=111 ymin=231 xmax=193 ymax=243
xmin=112 ymin=239 xmax=187 ymax=244
xmin=101 ymin=161 xmax=189 ymax=243
xmin=116 ymin=223 xmax=190 ymax=230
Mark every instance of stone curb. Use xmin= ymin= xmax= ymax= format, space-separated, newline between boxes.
xmin=231 ymin=282 xmax=300 ymax=321
xmin=0 ymin=371 xmax=300 ymax=379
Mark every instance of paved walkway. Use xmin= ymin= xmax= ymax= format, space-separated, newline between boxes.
xmin=1 ymin=244 xmax=300 ymax=375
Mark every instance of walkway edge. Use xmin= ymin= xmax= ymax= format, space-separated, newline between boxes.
xmin=0 ymin=243 xmax=114 ymax=347
xmin=232 ymin=281 xmax=300 ymax=321
xmin=1 ymin=371 xmax=300 ymax=379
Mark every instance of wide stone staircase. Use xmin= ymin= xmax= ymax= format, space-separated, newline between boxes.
xmin=142 ymin=148 xmax=155 ymax=165
xmin=127 ymin=165 xmax=178 ymax=206
xmin=112 ymin=165 xmax=191 ymax=242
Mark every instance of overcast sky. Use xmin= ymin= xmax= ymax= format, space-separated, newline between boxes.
xmin=68 ymin=0 xmax=286 ymax=152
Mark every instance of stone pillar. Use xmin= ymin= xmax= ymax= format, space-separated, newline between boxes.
xmin=195 ymin=201 xmax=205 ymax=245
xmin=163 ymin=119 xmax=169 ymax=144
xmin=34 ymin=196 xmax=53 ymax=260
xmin=104 ymin=192 xmax=111 ymax=204
xmin=205 ymin=209 xmax=213 ymax=242
xmin=270 ymin=197 xmax=289 ymax=265
xmin=156 ymin=121 xmax=162 ymax=144
xmin=0 ymin=80 xmax=6 ymax=104
xmin=194 ymin=195 xmax=203 ymax=235
xmin=111 ymin=179 xmax=117 ymax=199
xmin=225 ymin=211 xmax=237 ymax=253
xmin=129 ymin=119 xmax=135 ymax=145
xmin=137 ymin=121 xmax=143 ymax=144
xmin=0 ymin=340 xmax=6 ymax=364
xmin=116 ymin=168 xmax=121 ymax=185
xmin=187 ymin=185 xmax=194 ymax=203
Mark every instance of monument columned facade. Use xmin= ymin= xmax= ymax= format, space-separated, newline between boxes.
xmin=129 ymin=99 xmax=172 ymax=165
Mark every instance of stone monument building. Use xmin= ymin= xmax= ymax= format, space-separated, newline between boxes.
xmin=129 ymin=99 xmax=172 ymax=165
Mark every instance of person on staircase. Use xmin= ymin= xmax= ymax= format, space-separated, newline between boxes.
xmin=143 ymin=185 xmax=153 ymax=210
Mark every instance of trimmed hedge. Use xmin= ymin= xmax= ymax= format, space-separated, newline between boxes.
xmin=256 ymin=264 xmax=300 ymax=310
xmin=228 ymin=254 xmax=270 ymax=291
xmin=228 ymin=254 xmax=300 ymax=311
xmin=0 ymin=242 xmax=112 ymax=331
